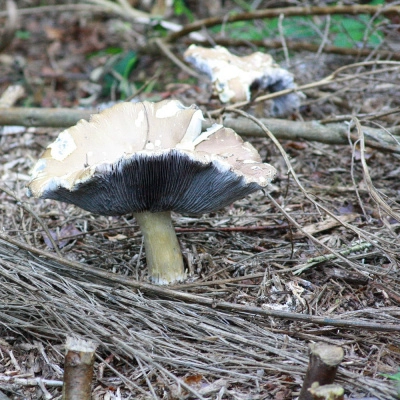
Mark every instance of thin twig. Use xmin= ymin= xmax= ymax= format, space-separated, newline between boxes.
xmin=0 ymin=376 xmax=63 ymax=387
xmin=226 ymin=109 xmax=399 ymax=269
xmin=292 ymin=242 xmax=373 ymax=275
xmin=154 ymin=38 xmax=201 ymax=78
xmin=354 ymin=117 xmax=400 ymax=222
xmin=316 ymin=14 xmax=331 ymax=58
xmin=278 ymin=13 xmax=290 ymax=66
xmin=209 ymin=61 xmax=400 ymax=117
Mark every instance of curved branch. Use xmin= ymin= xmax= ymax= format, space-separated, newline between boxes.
xmin=188 ymin=37 xmax=400 ymax=61
xmin=164 ymin=5 xmax=400 ymax=43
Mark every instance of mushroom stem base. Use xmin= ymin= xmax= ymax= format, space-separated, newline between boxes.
xmin=134 ymin=211 xmax=185 ymax=285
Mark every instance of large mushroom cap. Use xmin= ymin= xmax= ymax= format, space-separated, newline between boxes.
xmin=28 ymin=100 xmax=276 ymax=216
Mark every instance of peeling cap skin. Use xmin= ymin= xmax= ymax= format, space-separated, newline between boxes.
xmin=184 ymin=45 xmax=301 ymax=116
xmin=28 ymin=100 xmax=276 ymax=216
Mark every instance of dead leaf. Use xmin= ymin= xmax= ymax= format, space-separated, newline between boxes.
xmin=293 ymin=213 xmax=359 ymax=238
xmin=42 ymin=225 xmax=81 ymax=249
xmin=107 ymin=234 xmax=127 ymax=242
xmin=184 ymin=374 xmax=203 ymax=386
xmin=285 ymin=140 xmax=308 ymax=150
xmin=44 ymin=26 xmax=64 ymax=41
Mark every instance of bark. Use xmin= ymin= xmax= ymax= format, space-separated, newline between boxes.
xmin=299 ymin=342 xmax=344 ymax=400
xmin=62 ymin=337 xmax=97 ymax=400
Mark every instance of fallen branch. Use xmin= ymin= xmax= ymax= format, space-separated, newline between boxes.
xmin=1 ymin=107 xmax=399 ymax=153
xmin=188 ymin=37 xmax=400 ymax=61
xmin=0 ymin=375 xmax=63 ymax=388
xmin=219 ymin=116 xmax=400 ymax=152
xmin=164 ymin=4 xmax=400 ymax=43
xmin=0 ymin=107 xmax=92 ymax=128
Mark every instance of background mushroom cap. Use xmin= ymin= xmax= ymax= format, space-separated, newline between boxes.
xmin=185 ymin=45 xmax=275 ymax=103
xmin=184 ymin=45 xmax=301 ymax=115
xmin=28 ymin=100 xmax=276 ymax=216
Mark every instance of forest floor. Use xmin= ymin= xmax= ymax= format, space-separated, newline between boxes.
xmin=0 ymin=1 xmax=400 ymax=399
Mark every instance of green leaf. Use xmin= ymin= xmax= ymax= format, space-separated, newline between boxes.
xmin=208 ymin=11 xmax=384 ymax=49
xmin=283 ymin=16 xmax=316 ymax=38
xmin=15 ymin=30 xmax=30 ymax=40
xmin=382 ymin=370 xmax=400 ymax=381
xmin=114 ymin=50 xmax=138 ymax=79
xmin=102 ymin=51 xmax=138 ymax=98
xmin=173 ymin=0 xmax=194 ymax=22
xmin=89 ymin=47 xmax=123 ymax=58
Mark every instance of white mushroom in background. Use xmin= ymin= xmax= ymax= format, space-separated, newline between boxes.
xmin=184 ymin=45 xmax=302 ymax=116
xmin=28 ymin=100 xmax=276 ymax=285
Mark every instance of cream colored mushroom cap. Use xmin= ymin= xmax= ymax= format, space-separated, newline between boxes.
xmin=184 ymin=45 xmax=301 ymax=116
xmin=28 ymin=100 xmax=276 ymax=216
xmin=184 ymin=45 xmax=276 ymax=103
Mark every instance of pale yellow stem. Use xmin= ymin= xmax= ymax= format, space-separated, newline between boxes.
xmin=134 ymin=211 xmax=185 ymax=285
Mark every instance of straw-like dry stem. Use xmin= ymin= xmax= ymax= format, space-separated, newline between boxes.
xmin=299 ymin=342 xmax=344 ymax=400
xmin=62 ymin=337 xmax=97 ymax=400
xmin=134 ymin=211 xmax=185 ymax=285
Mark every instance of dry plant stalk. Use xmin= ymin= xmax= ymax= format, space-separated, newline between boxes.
xmin=62 ymin=337 xmax=97 ymax=400
xmin=299 ymin=342 xmax=344 ymax=400
xmin=0 ymin=235 xmax=398 ymax=398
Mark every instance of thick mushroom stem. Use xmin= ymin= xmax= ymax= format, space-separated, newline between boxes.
xmin=134 ymin=211 xmax=185 ymax=285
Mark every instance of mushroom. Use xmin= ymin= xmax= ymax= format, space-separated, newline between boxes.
xmin=28 ymin=100 xmax=276 ymax=284
xmin=184 ymin=45 xmax=302 ymax=116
